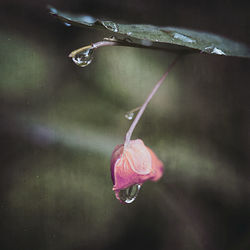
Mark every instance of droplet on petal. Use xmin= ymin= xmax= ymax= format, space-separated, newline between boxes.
xmin=110 ymin=139 xmax=164 ymax=204
xmin=117 ymin=184 xmax=141 ymax=204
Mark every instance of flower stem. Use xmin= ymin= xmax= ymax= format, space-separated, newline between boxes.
xmin=68 ymin=41 xmax=119 ymax=58
xmin=124 ymin=54 xmax=182 ymax=147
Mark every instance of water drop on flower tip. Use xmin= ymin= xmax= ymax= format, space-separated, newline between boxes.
xmin=118 ymin=184 xmax=141 ymax=204
xmin=72 ymin=48 xmax=94 ymax=67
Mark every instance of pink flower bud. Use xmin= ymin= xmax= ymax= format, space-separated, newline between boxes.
xmin=110 ymin=139 xmax=164 ymax=203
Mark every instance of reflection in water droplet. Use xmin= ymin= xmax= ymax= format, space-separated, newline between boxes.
xmin=125 ymin=112 xmax=134 ymax=120
xmin=103 ymin=21 xmax=119 ymax=32
xmin=64 ymin=22 xmax=71 ymax=27
xmin=173 ymin=33 xmax=195 ymax=43
xmin=118 ymin=184 xmax=141 ymax=203
xmin=82 ymin=15 xmax=96 ymax=24
xmin=204 ymin=46 xmax=226 ymax=55
xmin=72 ymin=48 xmax=94 ymax=67
xmin=212 ymin=47 xmax=226 ymax=55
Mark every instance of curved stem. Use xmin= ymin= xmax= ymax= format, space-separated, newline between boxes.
xmin=124 ymin=54 xmax=182 ymax=147
xmin=125 ymin=106 xmax=142 ymax=115
xmin=68 ymin=41 xmax=119 ymax=58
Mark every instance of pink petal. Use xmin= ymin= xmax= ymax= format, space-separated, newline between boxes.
xmin=110 ymin=139 xmax=164 ymax=192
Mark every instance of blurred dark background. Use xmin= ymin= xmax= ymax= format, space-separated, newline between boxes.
xmin=0 ymin=1 xmax=249 ymax=250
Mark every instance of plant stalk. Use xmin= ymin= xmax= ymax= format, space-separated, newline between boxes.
xmin=124 ymin=54 xmax=182 ymax=147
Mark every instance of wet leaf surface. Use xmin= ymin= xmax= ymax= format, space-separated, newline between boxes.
xmin=49 ymin=6 xmax=250 ymax=58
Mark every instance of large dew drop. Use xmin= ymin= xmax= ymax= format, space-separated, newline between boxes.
xmin=71 ymin=48 xmax=94 ymax=67
xmin=118 ymin=184 xmax=141 ymax=203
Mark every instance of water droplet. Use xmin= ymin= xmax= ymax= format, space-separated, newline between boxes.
xmin=125 ymin=106 xmax=141 ymax=120
xmin=125 ymin=112 xmax=134 ymax=120
xmin=64 ymin=22 xmax=71 ymax=27
xmin=118 ymin=184 xmax=141 ymax=203
xmin=82 ymin=15 xmax=96 ymax=24
xmin=173 ymin=33 xmax=195 ymax=43
xmin=127 ymin=32 xmax=132 ymax=36
xmin=102 ymin=21 xmax=119 ymax=32
xmin=71 ymin=48 xmax=94 ymax=67
xmin=204 ymin=46 xmax=226 ymax=55
xmin=211 ymin=47 xmax=226 ymax=55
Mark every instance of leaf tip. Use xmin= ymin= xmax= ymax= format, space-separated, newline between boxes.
xmin=47 ymin=5 xmax=58 ymax=16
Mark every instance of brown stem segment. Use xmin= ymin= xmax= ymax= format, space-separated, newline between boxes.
xmin=68 ymin=41 xmax=119 ymax=58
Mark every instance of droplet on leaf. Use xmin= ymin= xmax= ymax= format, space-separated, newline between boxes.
xmin=204 ymin=46 xmax=226 ymax=55
xmin=64 ymin=22 xmax=71 ymax=27
xmin=82 ymin=15 xmax=96 ymax=24
xmin=102 ymin=21 xmax=119 ymax=32
xmin=173 ymin=32 xmax=196 ymax=43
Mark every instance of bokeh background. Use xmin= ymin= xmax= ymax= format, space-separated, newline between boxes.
xmin=0 ymin=1 xmax=250 ymax=250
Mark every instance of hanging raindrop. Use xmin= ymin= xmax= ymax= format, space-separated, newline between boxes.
xmin=125 ymin=112 xmax=134 ymax=120
xmin=118 ymin=184 xmax=141 ymax=203
xmin=71 ymin=48 xmax=94 ymax=67
xmin=124 ymin=106 xmax=141 ymax=120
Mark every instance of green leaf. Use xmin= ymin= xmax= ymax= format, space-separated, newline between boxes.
xmin=49 ymin=6 xmax=250 ymax=58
